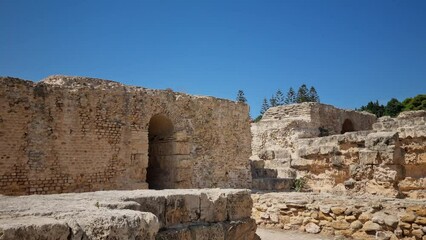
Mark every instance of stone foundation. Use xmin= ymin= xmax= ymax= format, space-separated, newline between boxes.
xmin=0 ymin=189 xmax=257 ymax=240
xmin=252 ymin=192 xmax=426 ymax=240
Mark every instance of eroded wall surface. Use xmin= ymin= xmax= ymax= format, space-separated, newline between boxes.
xmin=0 ymin=189 xmax=256 ymax=240
xmin=252 ymin=192 xmax=426 ymax=240
xmin=0 ymin=76 xmax=252 ymax=195
xmin=251 ymin=103 xmax=376 ymax=175
xmin=251 ymin=103 xmax=426 ymax=198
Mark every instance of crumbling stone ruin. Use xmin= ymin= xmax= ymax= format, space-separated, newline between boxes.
xmin=251 ymin=103 xmax=426 ymax=239
xmin=0 ymin=76 xmax=257 ymax=240
xmin=252 ymin=192 xmax=426 ymax=240
xmin=0 ymin=76 xmax=251 ymax=195
xmin=0 ymin=189 xmax=256 ymax=239
xmin=1 ymin=75 xmax=425 ymax=239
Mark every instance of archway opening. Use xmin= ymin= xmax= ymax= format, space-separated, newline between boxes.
xmin=341 ymin=119 xmax=355 ymax=134
xmin=146 ymin=114 xmax=174 ymax=189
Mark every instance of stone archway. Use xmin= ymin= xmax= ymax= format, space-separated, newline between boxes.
xmin=146 ymin=114 xmax=175 ymax=189
xmin=341 ymin=119 xmax=355 ymax=134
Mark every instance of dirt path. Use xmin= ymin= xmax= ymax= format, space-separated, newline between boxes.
xmin=256 ymin=227 xmax=334 ymax=240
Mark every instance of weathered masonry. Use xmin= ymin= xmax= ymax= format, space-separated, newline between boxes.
xmin=0 ymin=76 xmax=252 ymax=195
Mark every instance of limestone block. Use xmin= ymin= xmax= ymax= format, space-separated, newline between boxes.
xmin=373 ymin=166 xmax=399 ymax=183
xmin=365 ymin=132 xmax=399 ymax=151
xmin=165 ymin=193 xmax=201 ymax=227
xmin=401 ymin=211 xmax=417 ymax=223
xmin=359 ymin=149 xmax=379 ymax=165
xmin=362 ymin=220 xmax=382 ymax=233
xmin=350 ymin=220 xmax=363 ymax=230
xmin=189 ymin=223 xmax=224 ymax=240
xmin=74 ymin=210 xmax=159 ymax=240
xmin=155 ymin=228 xmax=191 ymax=240
xmin=358 ymin=212 xmax=373 ymax=223
xmin=200 ymin=191 xmax=227 ymax=222
xmin=330 ymin=206 xmax=346 ymax=215
xmin=416 ymin=217 xmax=426 ymax=225
xmin=0 ymin=217 xmax=69 ymax=240
xmin=258 ymin=150 xmax=275 ymax=160
xmin=408 ymin=206 xmax=426 ymax=217
xmin=128 ymin=195 xmax=167 ymax=227
xmin=226 ymin=190 xmax=252 ymax=221
xmin=290 ymin=158 xmax=314 ymax=169
xmin=222 ymin=219 xmax=257 ymax=240
xmin=412 ymin=229 xmax=425 ymax=238
xmin=305 ymin=222 xmax=320 ymax=234
xmin=331 ymin=220 xmax=350 ymax=230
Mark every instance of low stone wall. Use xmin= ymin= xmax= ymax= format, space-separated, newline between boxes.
xmin=0 ymin=189 xmax=257 ymax=240
xmin=252 ymin=192 xmax=426 ymax=240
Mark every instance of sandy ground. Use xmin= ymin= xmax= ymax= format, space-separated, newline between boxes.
xmin=256 ymin=227 xmax=334 ymax=240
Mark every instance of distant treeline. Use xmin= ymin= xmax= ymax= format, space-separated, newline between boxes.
xmin=357 ymin=94 xmax=426 ymax=117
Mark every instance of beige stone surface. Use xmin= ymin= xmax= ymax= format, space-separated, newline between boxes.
xmin=252 ymin=192 xmax=426 ymax=239
xmin=251 ymin=104 xmax=426 ymax=198
xmin=0 ymin=189 xmax=256 ymax=240
xmin=0 ymin=76 xmax=252 ymax=195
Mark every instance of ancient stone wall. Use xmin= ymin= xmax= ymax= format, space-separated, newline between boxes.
xmin=251 ymin=103 xmax=376 ymax=178
xmin=251 ymin=104 xmax=426 ymax=198
xmin=0 ymin=76 xmax=252 ymax=195
xmin=0 ymin=189 xmax=257 ymax=240
xmin=252 ymin=192 xmax=426 ymax=240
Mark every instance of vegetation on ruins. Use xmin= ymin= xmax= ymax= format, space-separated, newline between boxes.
xmin=260 ymin=98 xmax=269 ymax=115
xmin=236 ymin=90 xmax=247 ymax=103
xmin=358 ymin=94 xmax=426 ymax=117
xmin=253 ymin=84 xmax=320 ymax=122
xmin=293 ymin=178 xmax=306 ymax=192
xmin=284 ymin=87 xmax=296 ymax=104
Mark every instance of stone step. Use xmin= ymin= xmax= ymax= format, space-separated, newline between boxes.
xmin=252 ymin=168 xmax=277 ymax=178
xmin=252 ymin=178 xmax=294 ymax=191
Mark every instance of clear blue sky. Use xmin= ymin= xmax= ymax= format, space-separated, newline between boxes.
xmin=1 ymin=0 xmax=425 ymax=117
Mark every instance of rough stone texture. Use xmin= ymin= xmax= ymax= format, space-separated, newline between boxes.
xmin=0 ymin=189 xmax=256 ymax=240
xmin=0 ymin=76 xmax=251 ymax=195
xmin=251 ymin=103 xmax=426 ymax=198
xmin=252 ymin=192 xmax=426 ymax=239
xmin=250 ymin=102 xmax=376 ymax=191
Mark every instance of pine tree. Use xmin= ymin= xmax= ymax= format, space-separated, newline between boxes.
xmin=284 ymin=87 xmax=296 ymax=104
xmin=269 ymin=95 xmax=277 ymax=107
xmin=275 ymin=89 xmax=285 ymax=106
xmin=236 ymin=90 xmax=247 ymax=103
xmin=260 ymin=98 xmax=270 ymax=115
xmin=296 ymin=84 xmax=309 ymax=103
xmin=308 ymin=86 xmax=320 ymax=102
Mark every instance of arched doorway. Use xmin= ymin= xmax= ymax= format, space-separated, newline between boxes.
xmin=341 ymin=119 xmax=355 ymax=134
xmin=146 ymin=114 xmax=174 ymax=189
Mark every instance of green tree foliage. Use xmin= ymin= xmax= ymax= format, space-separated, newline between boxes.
xmin=253 ymin=115 xmax=262 ymax=122
xmin=275 ymin=89 xmax=285 ymax=106
xmin=359 ymin=100 xmax=385 ymax=117
xmin=284 ymin=87 xmax=296 ymax=104
xmin=269 ymin=95 xmax=278 ymax=107
xmin=402 ymin=94 xmax=426 ymax=111
xmin=236 ymin=90 xmax=247 ymax=103
xmin=260 ymin=98 xmax=270 ymax=115
xmin=359 ymin=94 xmax=425 ymax=118
xmin=296 ymin=84 xmax=309 ymax=103
xmin=385 ymin=98 xmax=404 ymax=117
xmin=308 ymin=86 xmax=320 ymax=102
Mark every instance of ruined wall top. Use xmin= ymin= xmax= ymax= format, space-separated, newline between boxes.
xmin=256 ymin=102 xmax=376 ymax=137
xmin=261 ymin=102 xmax=375 ymax=122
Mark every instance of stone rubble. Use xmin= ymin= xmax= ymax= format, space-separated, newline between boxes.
xmin=252 ymin=192 xmax=426 ymax=240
